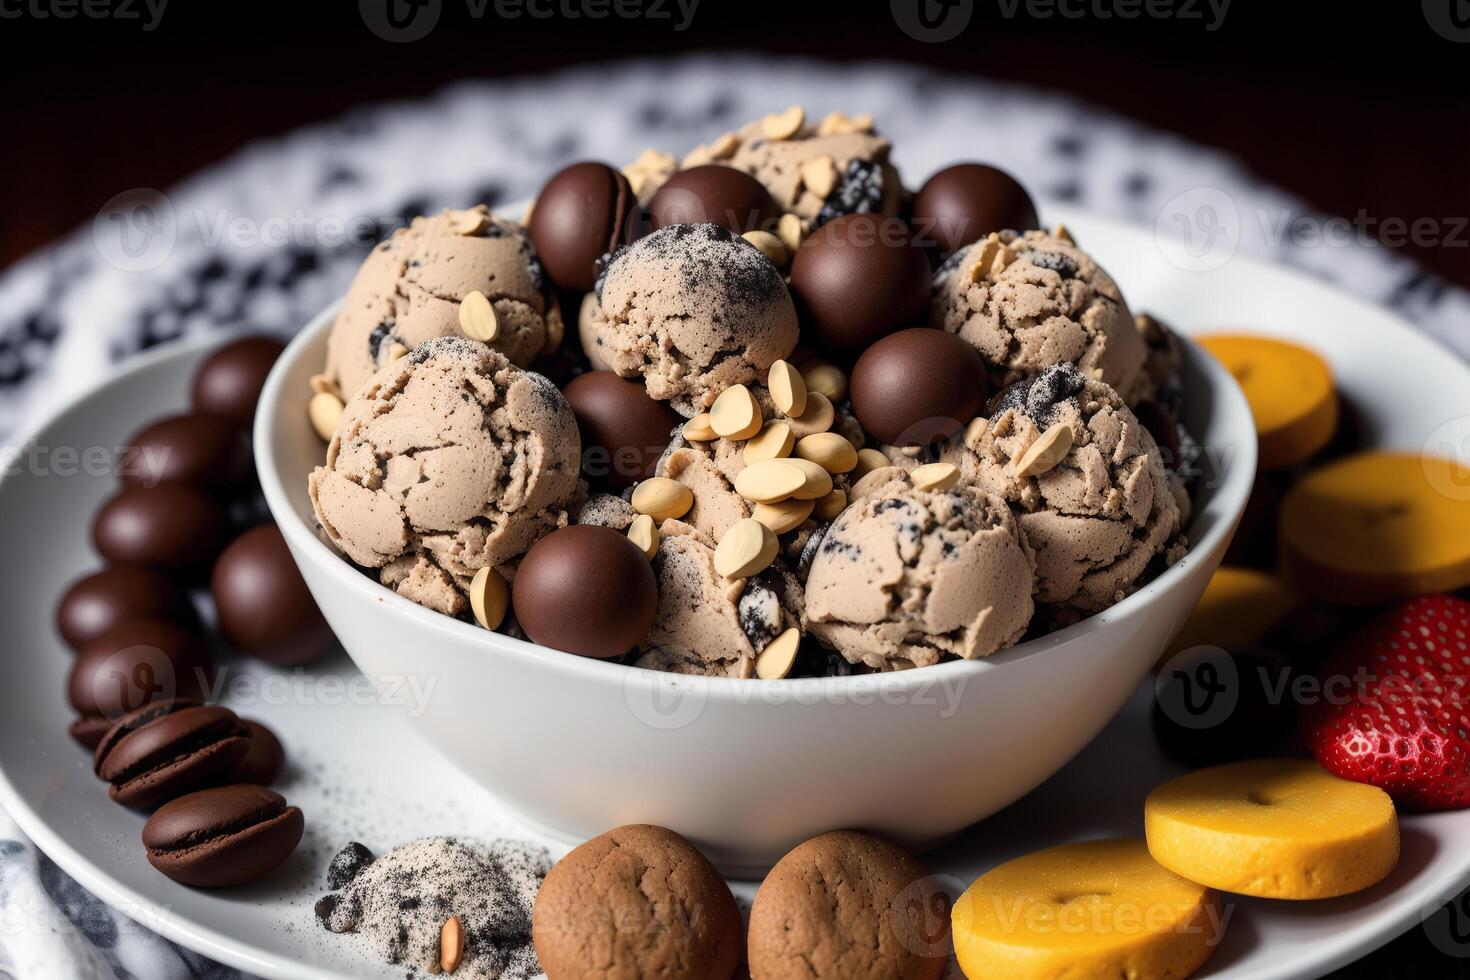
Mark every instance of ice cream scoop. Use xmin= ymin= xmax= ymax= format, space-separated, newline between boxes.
xmin=944 ymin=364 xmax=1182 ymax=614
xmin=932 ymin=230 xmax=1147 ymax=402
xmin=320 ymin=208 xmax=562 ymax=402
xmin=634 ymin=520 xmax=804 ymax=678
xmin=805 ymin=471 xmax=1035 ymax=670
xmin=309 ymin=338 xmax=581 ymax=615
xmin=588 ymin=223 xmax=799 ymax=413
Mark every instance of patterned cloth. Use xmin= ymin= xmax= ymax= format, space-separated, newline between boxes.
xmin=1 ymin=54 xmax=1464 ymax=979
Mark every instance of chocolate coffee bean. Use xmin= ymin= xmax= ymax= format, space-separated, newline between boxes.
xmin=649 ymin=165 xmax=777 ymax=234
xmin=529 ymin=161 xmax=638 ymax=293
xmin=94 ymin=701 xmax=250 ymax=809
xmin=231 ymin=719 xmax=286 ymax=786
xmin=911 ymin=163 xmax=1040 ymax=255
xmin=850 ymin=328 xmax=988 ymax=446
xmin=564 ymin=372 xmax=677 ymax=490
xmin=68 ymin=620 xmax=213 ymax=748
xmin=788 ymin=213 xmax=931 ymax=352
xmin=143 ymin=784 xmax=304 ymax=887
xmin=120 ymin=413 xmax=251 ymax=489
xmin=212 ymin=524 xmax=334 ymax=666
xmin=191 ymin=335 xmax=286 ymax=426
xmin=56 ymin=566 xmax=198 ymax=652
xmin=512 ymin=525 xmax=658 ymax=659
xmin=93 ymin=482 xmax=230 ymax=573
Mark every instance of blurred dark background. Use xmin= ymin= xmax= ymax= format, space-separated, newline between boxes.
xmin=4 ymin=0 xmax=1469 ymax=289
xmin=5 ymin=1 xmax=1469 ymax=976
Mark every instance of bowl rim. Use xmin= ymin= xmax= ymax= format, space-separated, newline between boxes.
xmin=258 ymin=289 xmax=1257 ymax=698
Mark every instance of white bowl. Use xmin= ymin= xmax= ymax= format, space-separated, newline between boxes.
xmin=256 ymin=302 xmax=1254 ymax=873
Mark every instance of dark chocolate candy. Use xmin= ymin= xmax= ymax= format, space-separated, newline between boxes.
xmin=911 ymin=163 xmax=1040 ymax=255
xmin=212 ymin=524 xmax=334 ymax=666
xmin=564 ymin=372 xmax=676 ymax=490
xmin=119 ymin=413 xmax=251 ymax=489
xmin=529 ymin=161 xmax=637 ymax=293
xmin=94 ymin=702 xmax=250 ymax=809
xmin=649 ymin=165 xmax=777 ymax=234
xmin=788 ymin=213 xmax=931 ymax=352
xmin=56 ymin=566 xmax=198 ymax=652
xmin=190 ymin=335 xmax=286 ymax=426
xmin=511 ymin=525 xmax=658 ymax=659
xmin=850 ymin=328 xmax=988 ymax=446
xmin=92 ymin=483 xmax=230 ymax=573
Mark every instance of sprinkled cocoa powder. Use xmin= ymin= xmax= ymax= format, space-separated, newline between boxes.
xmin=315 ymin=837 xmax=549 ymax=979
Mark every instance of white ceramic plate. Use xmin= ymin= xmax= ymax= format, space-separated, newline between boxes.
xmin=1 ymin=206 xmax=1468 ymax=980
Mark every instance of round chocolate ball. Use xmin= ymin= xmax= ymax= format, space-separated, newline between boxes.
xmin=190 ymin=335 xmax=285 ymax=426
xmin=911 ymin=163 xmax=1040 ymax=255
xmin=512 ymin=525 xmax=658 ymax=659
xmin=649 ymin=165 xmax=778 ymax=234
xmin=850 ymin=328 xmax=988 ymax=446
xmin=564 ymin=372 xmax=677 ymax=490
xmin=212 ymin=524 xmax=334 ymax=666
xmin=56 ymin=566 xmax=198 ymax=652
xmin=92 ymin=483 xmax=231 ymax=574
xmin=68 ymin=620 xmax=214 ymax=743
xmin=529 ymin=161 xmax=638 ymax=293
xmin=1151 ymin=645 xmax=1297 ymax=768
xmin=120 ymin=413 xmax=251 ymax=489
xmin=788 ymin=213 xmax=931 ymax=353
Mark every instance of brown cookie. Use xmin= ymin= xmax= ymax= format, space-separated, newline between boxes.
xmin=533 ymin=824 xmax=742 ymax=980
xmin=748 ymin=831 xmax=949 ymax=980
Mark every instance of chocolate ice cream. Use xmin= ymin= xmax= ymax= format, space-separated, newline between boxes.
xmin=588 ymin=224 xmax=799 ymax=413
xmin=309 ymin=338 xmax=581 ymax=615
xmin=805 ymin=471 xmax=1035 ymax=670
xmin=932 ymin=230 xmax=1147 ymax=402
xmin=944 ymin=364 xmax=1182 ymax=613
xmin=321 ymin=207 xmax=562 ymax=401
xmin=634 ymin=521 xmax=804 ymax=678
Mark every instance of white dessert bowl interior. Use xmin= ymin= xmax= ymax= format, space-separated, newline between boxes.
xmin=256 ymin=297 xmax=1255 ymax=874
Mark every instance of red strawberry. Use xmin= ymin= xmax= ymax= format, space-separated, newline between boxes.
xmin=1301 ymin=594 xmax=1470 ymax=811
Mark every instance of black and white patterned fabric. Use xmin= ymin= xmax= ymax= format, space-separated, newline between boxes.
xmin=1 ymin=54 xmax=1465 ymax=979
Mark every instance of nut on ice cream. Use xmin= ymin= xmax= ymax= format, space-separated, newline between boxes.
xmin=945 ymin=364 xmax=1182 ymax=613
xmin=321 ymin=208 xmax=562 ymax=401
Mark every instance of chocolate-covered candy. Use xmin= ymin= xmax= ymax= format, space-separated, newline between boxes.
xmin=1152 ymin=645 xmax=1297 ymax=767
xmin=788 ymin=213 xmax=931 ymax=352
xmin=56 ymin=566 xmax=198 ymax=652
xmin=512 ymin=524 xmax=657 ymax=659
xmin=94 ymin=701 xmax=250 ymax=809
xmin=212 ymin=524 xmax=333 ymax=666
xmin=649 ymin=165 xmax=777 ymax=234
xmin=529 ymin=162 xmax=637 ymax=293
xmin=143 ymin=784 xmax=304 ymax=887
xmin=120 ymin=413 xmax=251 ymax=489
xmin=68 ymin=620 xmax=213 ymax=747
xmin=191 ymin=335 xmax=285 ymax=425
xmin=911 ymin=163 xmax=1040 ymax=255
xmin=564 ymin=372 xmax=677 ymax=490
xmin=850 ymin=328 xmax=988 ymax=446
xmin=93 ymin=483 xmax=230 ymax=573
xmin=231 ymin=719 xmax=286 ymax=786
